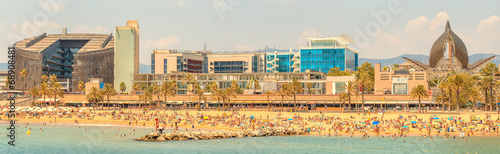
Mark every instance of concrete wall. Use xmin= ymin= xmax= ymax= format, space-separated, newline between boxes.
xmin=374 ymin=63 xmax=428 ymax=95
xmin=114 ymin=25 xmax=138 ymax=93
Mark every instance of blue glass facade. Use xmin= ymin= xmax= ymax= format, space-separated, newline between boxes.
xmin=300 ymin=48 xmax=357 ymax=73
xmin=266 ymin=54 xmax=295 ymax=73
xmin=151 ymin=54 xmax=155 ymax=74
xmin=163 ymin=59 xmax=168 ymax=74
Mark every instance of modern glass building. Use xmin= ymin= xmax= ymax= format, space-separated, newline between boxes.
xmin=299 ymin=35 xmax=358 ymax=73
xmin=266 ymin=50 xmax=299 ymax=73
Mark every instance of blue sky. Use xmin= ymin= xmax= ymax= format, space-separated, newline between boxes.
xmin=1 ymin=0 xmax=499 ymax=64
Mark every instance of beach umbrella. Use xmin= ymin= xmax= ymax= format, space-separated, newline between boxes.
xmin=411 ymin=121 xmax=417 ymax=124
xmin=372 ymin=121 xmax=380 ymax=125
xmin=203 ymin=116 xmax=208 ymax=120
xmin=288 ymin=118 xmax=293 ymax=121
xmin=316 ymin=124 xmax=323 ymax=126
xmin=465 ymin=103 xmax=473 ymax=106
xmin=402 ymin=126 xmax=408 ymax=128
xmin=433 ymin=117 xmax=439 ymax=120
xmin=476 ymin=103 xmax=483 ymax=106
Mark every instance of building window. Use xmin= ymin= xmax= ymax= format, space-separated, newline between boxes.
xmin=151 ymin=54 xmax=155 ymax=74
xmin=164 ymin=59 xmax=168 ymax=74
xmin=393 ymin=83 xmax=408 ymax=94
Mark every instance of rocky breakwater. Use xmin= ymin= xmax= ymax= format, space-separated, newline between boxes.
xmin=135 ymin=127 xmax=307 ymax=141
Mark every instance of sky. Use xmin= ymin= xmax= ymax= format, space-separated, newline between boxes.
xmin=0 ymin=0 xmax=499 ymax=64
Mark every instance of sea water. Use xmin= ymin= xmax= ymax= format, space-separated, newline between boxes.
xmin=0 ymin=123 xmax=499 ymax=154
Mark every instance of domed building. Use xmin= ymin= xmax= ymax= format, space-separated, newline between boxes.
xmin=403 ymin=20 xmax=495 ymax=75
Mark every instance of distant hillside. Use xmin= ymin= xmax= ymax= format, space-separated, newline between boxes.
xmin=360 ymin=53 xmax=500 ymax=67
xmin=139 ymin=63 xmax=150 ymax=74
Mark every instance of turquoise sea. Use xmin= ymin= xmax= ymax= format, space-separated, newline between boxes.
xmin=1 ymin=122 xmax=499 ymax=154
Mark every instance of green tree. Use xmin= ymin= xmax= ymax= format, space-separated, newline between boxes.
xmin=344 ymin=81 xmax=357 ymax=111
xmin=339 ymin=91 xmax=349 ymax=113
xmin=39 ymin=83 xmax=48 ymax=107
xmin=479 ymin=77 xmax=494 ymax=111
xmin=140 ymin=87 xmax=153 ymax=110
xmin=28 ymin=87 xmax=40 ymax=106
xmin=289 ymin=79 xmax=304 ymax=109
xmin=305 ymin=82 xmax=314 ymax=94
xmin=264 ymin=90 xmax=275 ymax=111
xmin=193 ymin=84 xmax=206 ymax=110
xmin=355 ymin=62 xmax=375 ymax=111
xmin=86 ymin=87 xmax=103 ymax=109
xmin=327 ymin=67 xmax=351 ymax=76
xmin=246 ymin=78 xmax=261 ymax=94
xmin=49 ymin=82 xmax=64 ymax=107
xmin=224 ymin=81 xmax=240 ymax=109
xmin=133 ymin=82 xmax=140 ymax=91
xmin=152 ymin=84 xmax=161 ymax=110
xmin=410 ymin=84 xmax=429 ymax=112
xmin=448 ymin=73 xmax=471 ymax=112
xmin=78 ymin=81 xmax=85 ymax=94
xmin=20 ymin=69 xmax=28 ymax=93
xmin=102 ymin=83 xmax=117 ymax=110
xmin=276 ymin=84 xmax=292 ymax=112
xmin=120 ymin=82 xmax=126 ymax=94
xmin=161 ymin=80 xmax=177 ymax=109
xmin=480 ymin=62 xmax=498 ymax=76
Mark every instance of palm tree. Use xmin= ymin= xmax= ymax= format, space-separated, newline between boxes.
xmin=194 ymin=84 xmax=206 ymax=110
xmin=161 ymin=80 xmax=177 ymax=109
xmin=140 ymin=88 xmax=153 ymax=110
xmin=39 ymin=83 xmax=48 ymax=107
xmin=183 ymin=73 xmax=196 ymax=93
xmin=264 ymin=90 xmax=275 ymax=111
xmin=50 ymin=82 xmax=64 ymax=107
xmin=448 ymin=73 xmax=470 ymax=112
xmin=339 ymin=91 xmax=349 ymax=113
xmin=120 ymin=82 xmax=126 ymax=94
xmin=276 ymin=84 xmax=292 ymax=112
xmin=152 ymin=84 xmax=161 ymax=110
xmin=246 ymin=78 xmax=261 ymax=94
xmin=410 ymin=84 xmax=428 ymax=112
xmin=224 ymin=81 xmax=239 ymax=110
xmin=466 ymin=86 xmax=481 ymax=112
xmin=78 ymin=81 xmax=85 ymax=94
xmin=479 ymin=77 xmax=494 ymax=111
xmin=102 ymin=83 xmax=117 ymax=110
xmin=4 ymin=77 xmax=10 ymax=89
xmin=20 ymin=69 xmax=27 ymax=93
xmin=344 ymin=81 xmax=356 ymax=112
xmin=306 ymin=82 xmax=314 ymax=94
xmin=41 ymin=74 xmax=49 ymax=83
xmin=86 ymin=87 xmax=103 ymax=109
xmin=288 ymin=79 xmax=304 ymax=109
xmin=28 ymin=87 xmax=40 ymax=106
xmin=133 ymin=82 xmax=140 ymax=91
xmin=355 ymin=71 xmax=374 ymax=111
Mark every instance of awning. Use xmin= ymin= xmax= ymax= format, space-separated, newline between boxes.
xmin=37 ymin=98 xmax=60 ymax=102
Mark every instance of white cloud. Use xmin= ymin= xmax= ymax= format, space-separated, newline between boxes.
xmin=235 ymin=45 xmax=255 ymax=51
xmin=296 ymin=29 xmax=322 ymax=46
xmin=143 ymin=35 xmax=182 ymax=49
xmin=358 ymin=12 xmax=500 ymax=59
xmin=71 ymin=24 xmax=109 ymax=33
xmin=476 ymin=15 xmax=500 ymax=32
xmin=10 ymin=21 xmax=62 ymax=40
xmin=357 ymin=12 xmax=450 ymax=59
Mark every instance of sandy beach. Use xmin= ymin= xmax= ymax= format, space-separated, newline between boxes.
xmin=2 ymin=106 xmax=500 ymax=139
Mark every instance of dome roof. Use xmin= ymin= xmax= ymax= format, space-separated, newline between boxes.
xmin=429 ymin=21 xmax=468 ymax=68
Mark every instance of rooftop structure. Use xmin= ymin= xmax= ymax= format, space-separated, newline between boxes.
xmin=12 ymin=29 xmax=115 ymax=92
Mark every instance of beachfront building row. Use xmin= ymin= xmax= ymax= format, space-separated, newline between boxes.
xmin=11 ymin=20 xmax=140 ymax=93
xmin=151 ymin=35 xmax=359 ymax=75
